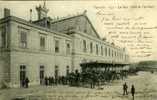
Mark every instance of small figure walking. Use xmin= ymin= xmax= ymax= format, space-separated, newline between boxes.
xmin=131 ymin=85 xmax=135 ymax=100
xmin=123 ymin=82 xmax=128 ymax=95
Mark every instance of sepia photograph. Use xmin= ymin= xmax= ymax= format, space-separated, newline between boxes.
xmin=0 ymin=0 xmax=157 ymax=100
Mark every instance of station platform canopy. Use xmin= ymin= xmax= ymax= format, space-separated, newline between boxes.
xmin=80 ymin=61 xmax=129 ymax=68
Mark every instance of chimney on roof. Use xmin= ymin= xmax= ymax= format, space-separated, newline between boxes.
xmin=102 ymin=37 xmax=106 ymax=41
xmin=29 ymin=9 xmax=32 ymax=23
xmin=4 ymin=8 xmax=10 ymax=18
xmin=83 ymin=10 xmax=87 ymax=15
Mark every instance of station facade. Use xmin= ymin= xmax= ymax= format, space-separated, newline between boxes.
xmin=0 ymin=4 xmax=129 ymax=87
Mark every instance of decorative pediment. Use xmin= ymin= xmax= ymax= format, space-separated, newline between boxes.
xmin=33 ymin=11 xmax=100 ymax=39
xmin=50 ymin=13 xmax=100 ymax=39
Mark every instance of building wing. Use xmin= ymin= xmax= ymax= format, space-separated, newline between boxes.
xmin=33 ymin=12 xmax=100 ymax=39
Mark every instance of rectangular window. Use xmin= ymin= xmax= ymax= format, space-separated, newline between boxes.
xmin=66 ymin=43 xmax=71 ymax=55
xmin=40 ymin=36 xmax=46 ymax=49
xmin=20 ymin=65 xmax=26 ymax=71
xmin=90 ymin=42 xmax=93 ymax=53
xmin=55 ymin=40 xmax=59 ymax=53
xmin=122 ymin=54 xmax=123 ymax=59
xmin=108 ymin=48 xmax=110 ymax=57
xmin=101 ymin=46 xmax=103 ymax=56
xmin=115 ymin=51 xmax=116 ymax=57
xmin=96 ymin=44 xmax=98 ymax=55
xmin=39 ymin=65 xmax=44 ymax=84
xmin=55 ymin=65 xmax=59 ymax=79
xmin=112 ymin=50 xmax=113 ymax=57
xmin=20 ymin=31 xmax=27 ymax=48
xmin=83 ymin=40 xmax=87 ymax=53
xmin=66 ymin=66 xmax=70 ymax=76
xmin=1 ymin=27 xmax=6 ymax=48
xmin=105 ymin=47 xmax=107 ymax=56
xmin=20 ymin=65 xmax=26 ymax=87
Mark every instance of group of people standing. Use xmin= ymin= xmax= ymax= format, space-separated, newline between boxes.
xmin=44 ymin=76 xmax=54 ymax=86
xmin=21 ymin=73 xmax=135 ymax=100
xmin=40 ymin=70 xmax=128 ymax=88
xmin=123 ymin=82 xmax=135 ymax=100
xmin=42 ymin=76 xmax=68 ymax=86
xmin=21 ymin=77 xmax=30 ymax=88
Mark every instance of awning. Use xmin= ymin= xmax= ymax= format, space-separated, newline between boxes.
xmin=80 ymin=61 xmax=129 ymax=68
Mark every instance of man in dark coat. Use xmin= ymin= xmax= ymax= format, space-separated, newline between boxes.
xmin=49 ymin=76 xmax=54 ymax=86
xmin=48 ymin=77 xmax=51 ymax=85
xmin=131 ymin=85 xmax=135 ymax=100
xmin=123 ymin=82 xmax=128 ymax=95
xmin=25 ymin=77 xmax=30 ymax=88
xmin=45 ymin=76 xmax=48 ymax=86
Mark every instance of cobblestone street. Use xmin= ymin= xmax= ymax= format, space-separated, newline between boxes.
xmin=0 ymin=71 xmax=157 ymax=100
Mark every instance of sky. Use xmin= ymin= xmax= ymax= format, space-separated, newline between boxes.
xmin=0 ymin=1 xmax=157 ymax=62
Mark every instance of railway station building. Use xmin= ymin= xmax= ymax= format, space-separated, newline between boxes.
xmin=0 ymin=4 xmax=129 ymax=87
